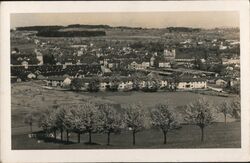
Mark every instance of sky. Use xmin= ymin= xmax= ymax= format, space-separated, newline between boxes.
xmin=11 ymin=12 xmax=239 ymax=29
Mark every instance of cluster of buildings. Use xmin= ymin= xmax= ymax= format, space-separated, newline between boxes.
xmin=43 ymin=75 xmax=207 ymax=92
xmin=10 ymin=28 xmax=240 ymax=94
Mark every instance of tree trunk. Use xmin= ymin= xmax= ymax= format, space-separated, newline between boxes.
xmin=77 ymin=133 xmax=81 ymax=143
xmin=66 ymin=130 xmax=69 ymax=143
xmin=163 ymin=131 xmax=167 ymax=144
xmin=224 ymin=114 xmax=227 ymax=123
xmin=60 ymin=129 xmax=63 ymax=141
xmin=201 ymin=127 xmax=204 ymax=142
xmin=132 ymin=131 xmax=136 ymax=145
xmin=54 ymin=130 xmax=57 ymax=140
xmin=88 ymin=131 xmax=92 ymax=144
xmin=30 ymin=124 xmax=33 ymax=133
xmin=107 ymin=132 xmax=110 ymax=145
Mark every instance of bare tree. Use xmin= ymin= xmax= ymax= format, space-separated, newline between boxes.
xmin=150 ymin=104 xmax=179 ymax=144
xmin=54 ymin=107 xmax=67 ymax=142
xmin=217 ymin=100 xmax=232 ymax=123
xmin=99 ymin=104 xmax=123 ymax=145
xmin=123 ymin=104 xmax=146 ymax=145
xmin=184 ymin=97 xmax=215 ymax=142
xmin=66 ymin=106 xmax=86 ymax=143
xmin=79 ymin=102 xmax=100 ymax=144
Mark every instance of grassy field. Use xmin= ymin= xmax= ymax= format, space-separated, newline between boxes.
xmin=11 ymin=81 xmax=240 ymax=149
xmin=12 ymin=122 xmax=240 ymax=149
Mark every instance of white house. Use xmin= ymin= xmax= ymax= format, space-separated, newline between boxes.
xmin=21 ymin=61 xmax=28 ymax=69
xmin=45 ymin=77 xmax=72 ymax=88
xmin=63 ymin=77 xmax=72 ymax=87
xmin=27 ymin=73 xmax=36 ymax=79
xmin=130 ymin=61 xmax=150 ymax=70
xmin=158 ymin=62 xmax=171 ymax=68
xmin=215 ymin=79 xmax=228 ymax=87
xmin=118 ymin=79 xmax=133 ymax=91
xmin=177 ymin=78 xmax=207 ymax=89
xmin=160 ymin=80 xmax=168 ymax=88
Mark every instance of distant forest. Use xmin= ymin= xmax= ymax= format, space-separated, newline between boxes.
xmin=36 ymin=30 xmax=106 ymax=37
xmin=15 ymin=24 xmax=111 ymax=31
xmin=166 ymin=27 xmax=201 ymax=33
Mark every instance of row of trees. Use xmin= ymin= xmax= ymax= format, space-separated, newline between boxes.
xmin=24 ymin=97 xmax=240 ymax=146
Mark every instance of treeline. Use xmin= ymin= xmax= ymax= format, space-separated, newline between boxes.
xmin=16 ymin=26 xmax=64 ymax=31
xmin=166 ymin=27 xmax=201 ymax=33
xmin=24 ymin=97 xmax=240 ymax=146
xmin=66 ymin=24 xmax=111 ymax=29
xmin=36 ymin=30 xmax=106 ymax=37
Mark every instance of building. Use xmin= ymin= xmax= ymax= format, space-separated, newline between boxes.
xmin=177 ymin=78 xmax=207 ymax=89
xmin=45 ymin=76 xmax=72 ymax=87
xmin=35 ymin=49 xmax=43 ymax=65
xmin=27 ymin=73 xmax=36 ymax=79
xmin=163 ymin=49 xmax=176 ymax=61
xmin=158 ymin=62 xmax=171 ymax=68
xmin=222 ymin=58 xmax=240 ymax=65
xmin=215 ymin=79 xmax=228 ymax=87
xmin=150 ymin=56 xmax=156 ymax=67
xmin=21 ymin=61 xmax=28 ymax=69
xmin=129 ymin=61 xmax=150 ymax=70
xmin=118 ymin=78 xmax=133 ymax=91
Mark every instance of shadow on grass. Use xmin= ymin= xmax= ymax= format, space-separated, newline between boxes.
xmin=84 ymin=142 xmax=100 ymax=145
xmin=32 ymin=131 xmax=75 ymax=145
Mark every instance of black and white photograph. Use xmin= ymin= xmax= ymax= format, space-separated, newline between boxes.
xmin=1 ymin=1 xmax=250 ymax=162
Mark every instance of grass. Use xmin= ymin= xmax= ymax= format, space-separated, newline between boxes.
xmin=11 ymin=81 xmax=240 ymax=148
xmin=12 ymin=122 xmax=241 ymax=149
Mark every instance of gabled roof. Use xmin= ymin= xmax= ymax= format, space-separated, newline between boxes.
xmin=179 ymin=77 xmax=207 ymax=82
xmin=46 ymin=76 xmax=68 ymax=81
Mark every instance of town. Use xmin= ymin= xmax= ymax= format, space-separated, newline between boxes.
xmin=11 ymin=25 xmax=240 ymax=95
xmin=11 ymin=24 xmax=241 ymax=149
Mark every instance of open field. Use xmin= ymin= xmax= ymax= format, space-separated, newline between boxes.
xmin=12 ymin=122 xmax=240 ymax=149
xmin=11 ymin=81 xmax=240 ymax=148
xmin=12 ymin=81 xmax=237 ymax=130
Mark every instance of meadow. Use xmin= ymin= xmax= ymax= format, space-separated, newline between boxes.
xmin=11 ymin=81 xmax=240 ymax=149
xmin=12 ymin=122 xmax=240 ymax=149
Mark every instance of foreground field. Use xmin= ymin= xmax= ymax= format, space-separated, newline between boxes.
xmin=11 ymin=81 xmax=240 ymax=148
xmin=12 ymin=122 xmax=240 ymax=149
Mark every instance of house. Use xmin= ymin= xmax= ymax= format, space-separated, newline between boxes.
xmin=35 ymin=49 xmax=43 ymax=65
xmin=142 ymin=61 xmax=150 ymax=69
xmin=63 ymin=77 xmax=72 ymax=87
xmin=222 ymin=58 xmax=240 ymax=65
xmin=159 ymin=77 xmax=173 ymax=88
xmin=21 ymin=61 xmax=28 ymax=69
xmin=17 ymin=57 xmax=23 ymax=61
xmin=129 ymin=61 xmax=150 ymax=70
xmin=27 ymin=73 xmax=36 ymax=79
xmin=163 ymin=49 xmax=176 ymax=61
xmin=118 ymin=77 xmax=133 ymax=91
xmin=150 ymin=56 xmax=156 ymax=67
xmin=158 ymin=62 xmax=171 ymax=68
xmin=34 ymin=70 xmax=41 ymax=75
xmin=99 ymin=78 xmax=110 ymax=91
xmin=45 ymin=76 xmax=72 ymax=87
xmin=177 ymin=78 xmax=207 ymax=89
xmin=160 ymin=79 xmax=168 ymax=88
xmin=215 ymin=79 xmax=228 ymax=87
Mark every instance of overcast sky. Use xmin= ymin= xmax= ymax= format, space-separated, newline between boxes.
xmin=11 ymin=12 xmax=239 ymax=29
